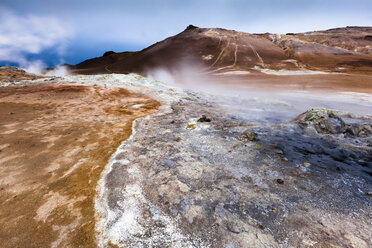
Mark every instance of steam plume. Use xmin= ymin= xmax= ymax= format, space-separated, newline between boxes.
xmin=0 ymin=6 xmax=73 ymax=75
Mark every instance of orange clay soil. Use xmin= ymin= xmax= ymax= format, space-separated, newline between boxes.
xmin=0 ymin=84 xmax=159 ymax=248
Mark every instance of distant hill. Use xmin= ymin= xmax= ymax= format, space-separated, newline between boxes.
xmin=71 ymin=25 xmax=372 ymax=75
xmin=0 ymin=66 xmax=44 ymax=82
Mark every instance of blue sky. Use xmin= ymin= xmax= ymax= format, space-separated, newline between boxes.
xmin=0 ymin=0 xmax=371 ymax=67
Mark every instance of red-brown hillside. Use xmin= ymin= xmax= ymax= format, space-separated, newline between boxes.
xmin=71 ymin=25 xmax=372 ymax=75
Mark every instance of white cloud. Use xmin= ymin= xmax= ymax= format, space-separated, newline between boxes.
xmin=0 ymin=6 xmax=73 ymax=71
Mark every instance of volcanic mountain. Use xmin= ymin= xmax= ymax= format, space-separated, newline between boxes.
xmin=71 ymin=25 xmax=372 ymax=75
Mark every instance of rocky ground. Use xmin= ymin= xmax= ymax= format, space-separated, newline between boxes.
xmin=0 ymin=72 xmax=371 ymax=247
xmin=51 ymin=74 xmax=371 ymax=247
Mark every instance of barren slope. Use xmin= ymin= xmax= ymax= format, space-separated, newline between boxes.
xmin=72 ymin=25 xmax=372 ymax=75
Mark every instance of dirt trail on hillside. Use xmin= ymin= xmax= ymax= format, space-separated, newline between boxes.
xmin=0 ymin=84 xmax=159 ymax=247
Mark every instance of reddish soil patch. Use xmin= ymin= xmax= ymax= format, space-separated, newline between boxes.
xmin=0 ymin=84 xmax=159 ymax=247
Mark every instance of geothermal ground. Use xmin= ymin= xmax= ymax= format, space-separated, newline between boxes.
xmin=0 ymin=78 xmax=159 ymax=247
xmin=0 ymin=71 xmax=371 ymax=247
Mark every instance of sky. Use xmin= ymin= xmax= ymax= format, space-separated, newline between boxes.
xmin=0 ymin=0 xmax=371 ymax=68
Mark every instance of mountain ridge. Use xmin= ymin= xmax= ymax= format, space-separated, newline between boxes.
xmin=71 ymin=25 xmax=372 ymax=75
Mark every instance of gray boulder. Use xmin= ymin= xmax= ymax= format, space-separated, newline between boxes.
xmin=294 ymin=108 xmax=372 ymax=137
xmin=294 ymin=108 xmax=346 ymax=134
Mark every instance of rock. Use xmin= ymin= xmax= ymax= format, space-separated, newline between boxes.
xmin=357 ymin=125 xmax=372 ymax=137
xmin=241 ymin=132 xmax=259 ymax=141
xmin=364 ymin=35 xmax=372 ymax=41
xmin=197 ymin=115 xmax=211 ymax=122
xmin=281 ymin=157 xmax=289 ymax=163
xmin=226 ymin=221 xmax=246 ymax=234
xmin=103 ymin=51 xmax=115 ymax=56
xmin=294 ymin=108 xmax=346 ymax=134
xmin=187 ymin=123 xmax=196 ymax=129
xmin=184 ymin=205 xmax=205 ymax=224
xmin=346 ymin=124 xmax=372 ymax=137
xmin=303 ymin=161 xmax=311 ymax=167
xmin=185 ymin=25 xmax=198 ymax=31
xmin=276 ymin=179 xmax=284 ymax=184
xmin=294 ymin=108 xmax=372 ymax=137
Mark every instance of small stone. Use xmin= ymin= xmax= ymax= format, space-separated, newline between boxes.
xmin=274 ymin=149 xmax=284 ymax=155
xmin=303 ymin=161 xmax=311 ymax=167
xmin=197 ymin=115 xmax=211 ymax=122
xmin=242 ymin=132 xmax=258 ymax=141
xmin=187 ymin=124 xmax=196 ymax=129
xmin=281 ymin=157 xmax=289 ymax=163
xmin=226 ymin=222 xmax=246 ymax=234
xmin=276 ymin=179 xmax=284 ymax=184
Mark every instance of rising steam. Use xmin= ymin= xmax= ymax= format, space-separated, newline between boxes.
xmin=0 ymin=6 xmax=73 ymax=75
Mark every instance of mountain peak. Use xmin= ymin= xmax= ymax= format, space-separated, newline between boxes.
xmin=185 ymin=24 xmax=199 ymax=31
xmin=72 ymin=26 xmax=372 ymax=75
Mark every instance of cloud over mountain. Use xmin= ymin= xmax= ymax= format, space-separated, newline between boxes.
xmin=0 ymin=6 xmax=73 ymax=72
